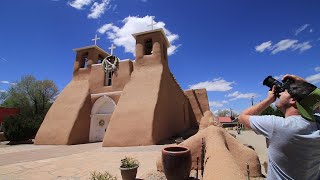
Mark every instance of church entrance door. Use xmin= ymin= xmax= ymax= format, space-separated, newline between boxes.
xmin=89 ymin=95 xmax=116 ymax=142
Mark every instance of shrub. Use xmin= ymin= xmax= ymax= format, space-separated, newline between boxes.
xmin=120 ymin=157 xmax=139 ymax=168
xmin=90 ymin=171 xmax=117 ymax=180
xmin=3 ymin=114 xmax=42 ymax=142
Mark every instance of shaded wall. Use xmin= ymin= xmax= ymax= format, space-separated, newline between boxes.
xmin=184 ymin=89 xmax=210 ymax=123
xmin=103 ymin=37 xmax=197 ymax=146
xmin=35 ymin=80 xmax=91 ymax=145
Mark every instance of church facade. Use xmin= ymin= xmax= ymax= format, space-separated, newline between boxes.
xmin=35 ymin=29 xmax=210 ymax=146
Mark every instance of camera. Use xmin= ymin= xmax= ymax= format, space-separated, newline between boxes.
xmin=263 ymin=76 xmax=294 ymax=97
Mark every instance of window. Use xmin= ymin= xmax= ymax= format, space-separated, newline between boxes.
xmin=145 ymin=39 xmax=153 ymax=55
xmin=105 ymin=71 xmax=113 ymax=86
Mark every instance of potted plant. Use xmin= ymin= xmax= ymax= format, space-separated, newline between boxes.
xmin=119 ymin=156 xmax=139 ymax=180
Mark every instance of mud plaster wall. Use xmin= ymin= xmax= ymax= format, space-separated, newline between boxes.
xmin=184 ymin=89 xmax=210 ymax=123
xmin=152 ymin=64 xmax=198 ymax=143
xmin=103 ymin=31 xmax=196 ymax=146
xmin=36 ymin=46 xmax=129 ymax=145
xmin=157 ymin=126 xmax=261 ymax=179
xmin=35 ymin=80 xmax=91 ymax=145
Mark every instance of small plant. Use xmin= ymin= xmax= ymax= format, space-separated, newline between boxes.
xmin=120 ymin=156 xmax=139 ymax=168
xmin=90 ymin=171 xmax=117 ymax=180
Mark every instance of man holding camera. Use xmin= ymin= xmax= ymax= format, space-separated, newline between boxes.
xmin=239 ymin=75 xmax=320 ymax=179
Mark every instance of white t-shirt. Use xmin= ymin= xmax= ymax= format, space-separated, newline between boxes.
xmin=250 ymin=115 xmax=320 ymax=180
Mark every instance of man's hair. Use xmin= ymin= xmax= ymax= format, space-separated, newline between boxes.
xmin=288 ymin=81 xmax=317 ymax=102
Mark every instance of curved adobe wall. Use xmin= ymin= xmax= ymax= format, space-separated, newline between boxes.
xmin=35 ymin=80 xmax=91 ymax=145
xmin=157 ymin=126 xmax=262 ymax=179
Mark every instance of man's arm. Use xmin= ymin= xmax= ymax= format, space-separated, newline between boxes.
xmin=239 ymin=89 xmax=276 ymax=128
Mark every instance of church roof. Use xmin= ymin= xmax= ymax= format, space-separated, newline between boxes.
xmin=132 ymin=28 xmax=171 ymax=47
xmin=73 ymin=45 xmax=109 ymax=55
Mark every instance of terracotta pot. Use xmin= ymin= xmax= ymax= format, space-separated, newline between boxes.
xmin=162 ymin=146 xmax=192 ymax=180
xmin=120 ymin=166 xmax=138 ymax=180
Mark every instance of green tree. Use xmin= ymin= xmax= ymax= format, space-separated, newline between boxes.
xmin=261 ymin=105 xmax=284 ymax=117
xmin=2 ymin=75 xmax=59 ymax=141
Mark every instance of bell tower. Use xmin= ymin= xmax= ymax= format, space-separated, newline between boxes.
xmin=132 ymin=28 xmax=171 ymax=65
xmin=72 ymin=45 xmax=109 ymax=80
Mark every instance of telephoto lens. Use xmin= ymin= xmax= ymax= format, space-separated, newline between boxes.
xmin=263 ymin=76 xmax=283 ymax=97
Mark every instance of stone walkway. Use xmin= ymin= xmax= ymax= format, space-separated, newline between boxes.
xmin=0 ymin=142 xmax=167 ymax=180
xmin=0 ymin=130 xmax=268 ymax=180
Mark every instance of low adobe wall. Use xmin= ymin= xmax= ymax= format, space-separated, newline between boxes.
xmin=157 ymin=126 xmax=262 ymax=179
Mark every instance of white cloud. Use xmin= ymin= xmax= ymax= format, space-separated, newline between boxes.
xmin=0 ymin=81 xmax=10 ymax=84
xmin=189 ymin=78 xmax=234 ymax=92
xmin=306 ymin=73 xmax=320 ymax=84
xmin=255 ymin=41 xmax=272 ymax=52
xmin=209 ymin=101 xmax=224 ymax=107
xmin=315 ymin=67 xmax=320 ymax=72
xmin=0 ymin=90 xmax=6 ymax=93
xmin=0 ymin=57 xmax=7 ymax=62
xmin=310 ymin=29 xmax=314 ymax=33
xmin=112 ymin=4 xmax=117 ymax=11
xmin=256 ymin=39 xmax=312 ymax=54
xmin=226 ymin=91 xmax=258 ymax=101
xmin=271 ymin=39 xmax=298 ymax=54
xmin=292 ymin=41 xmax=312 ymax=52
xmin=88 ymin=0 xmax=110 ymax=19
xmin=68 ymin=0 xmax=92 ymax=10
xmin=295 ymin=24 xmax=310 ymax=36
xmin=98 ymin=16 xmax=181 ymax=56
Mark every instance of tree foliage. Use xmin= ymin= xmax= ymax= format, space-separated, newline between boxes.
xmin=261 ymin=105 xmax=284 ymax=117
xmin=2 ymin=75 xmax=59 ymax=141
xmin=217 ymin=109 xmax=239 ymax=118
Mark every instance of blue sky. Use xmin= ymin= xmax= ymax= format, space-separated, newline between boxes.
xmin=1 ymin=0 xmax=319 ymax=114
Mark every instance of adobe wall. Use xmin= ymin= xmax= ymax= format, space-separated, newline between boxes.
xmin=156 ymin=126 xmax=262 ymax=179
xmin=102 ymin=40 xmax=197 ymax=146
xmin=90 ymin=60 xmax=133 ymax=94
xmin=152 ymin=65 xmax=198 ymax=143
xmin=35 ymin=80 xmax=91 ymax=145
xmin=184 ymin=89 xmax=210 ymax=123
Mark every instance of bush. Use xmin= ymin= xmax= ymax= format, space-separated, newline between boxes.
xmin=90 ymin=171 xmax=117 ymax=180
xmin=120 ymin=157 xmax=139 ymax=168
xmin=3 ymin=114 xmax=42 ymax=142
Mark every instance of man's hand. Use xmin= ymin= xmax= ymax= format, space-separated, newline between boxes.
xmin=282 ymin=74 xmax=306 ymax=83
xmin=267 ymin=86 xmax=276 ymax=103
xmin=239 ymin=86 xmax=276 ymax=128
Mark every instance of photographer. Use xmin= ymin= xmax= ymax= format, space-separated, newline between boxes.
xmin=238 ymin=75 xmax=320 ymax=180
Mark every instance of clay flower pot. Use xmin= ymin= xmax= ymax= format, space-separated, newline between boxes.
xmin=162 ymin=146 xmax=192 ymax=180
xmin=119 ymin=166 xmax=138 ymax=180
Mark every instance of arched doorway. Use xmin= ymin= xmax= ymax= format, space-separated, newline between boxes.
xmin=89 ymin=95 xmax=116 ymax=142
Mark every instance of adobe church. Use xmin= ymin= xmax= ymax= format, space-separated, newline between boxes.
xmin=35 ymin=29 xmax=211 ymax=146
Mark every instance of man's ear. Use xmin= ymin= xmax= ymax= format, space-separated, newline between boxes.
xmin=290 ymin=98 xmax=297 ymax=107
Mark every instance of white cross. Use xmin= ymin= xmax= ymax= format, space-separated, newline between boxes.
xmin=92 ymin=34 xmax=100 ymax=45
xmin=109 ymin=44 xmax=116 ymax=55
xmin=147 ymin=16 xmax=157 ymax=30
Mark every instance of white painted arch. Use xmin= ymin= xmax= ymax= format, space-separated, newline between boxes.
xmin=91 ymin=95 xmax=116 ymax=115
xmin=89 ymin=95 xmax=116 ymax=142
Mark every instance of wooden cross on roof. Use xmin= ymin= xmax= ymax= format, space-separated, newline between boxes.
xmin=92 ymin=34 xmax=100 ymax=45
xmin=147 ymin=16 xmax=157 ymax=30
xmin=109 ymin=44 xmax=116 ymax=55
